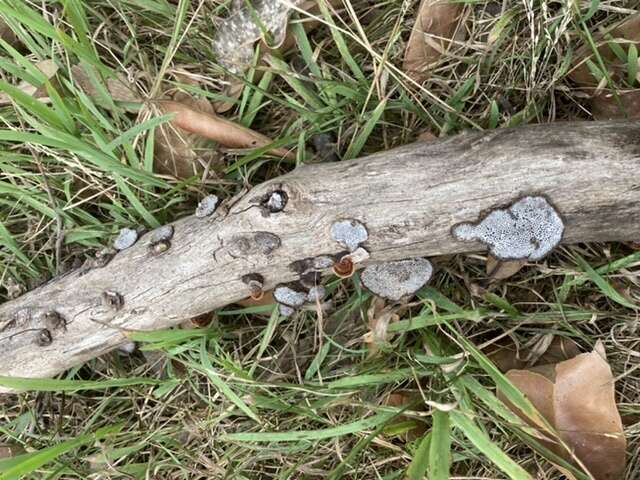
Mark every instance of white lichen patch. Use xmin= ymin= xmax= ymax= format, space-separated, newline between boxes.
xmin=274 ymin=285 xmax=307 ymax=308
xmin=452 ymin=196 xmax=564 ymax=261
xmin=212 ymin=0 xmax=304 ymax=74
xmin=331 ymin=219 xmax=368 ymax=252
xmin=312 ymin=255 xmax=334 ymax=270
xmin=361 ymin=258 xmax=433 ymax=302
xmin=113 ymin=228 xmax=138 ymax=250
xmin=196 ymin=195 xmax=219 ymax=218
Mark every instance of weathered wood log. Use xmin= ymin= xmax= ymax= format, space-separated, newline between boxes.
xmin=1 ymin=120 xmax=639 ymax=392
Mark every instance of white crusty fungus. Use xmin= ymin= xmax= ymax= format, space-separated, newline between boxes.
xmin=452 ymin=196 xmax=564 ymax=261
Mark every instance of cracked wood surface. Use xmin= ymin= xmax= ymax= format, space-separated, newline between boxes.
xmin=1 ymin=120 xmax=639 ymax=392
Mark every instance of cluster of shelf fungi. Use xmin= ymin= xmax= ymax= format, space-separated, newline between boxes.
xmin=0 ymin=190 xmax=565 ymax=354
xmin=117 ymin=192 xmax=565 ymax=319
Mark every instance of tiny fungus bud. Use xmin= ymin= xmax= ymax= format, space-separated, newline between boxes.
xmin=330 ymin=219 xmax=368 ymax=252
xmin=274 ymin=284 xmax=307 ymax=308
xmin=149 ymin=225 xmax=174 ymax=254
xmin=102 ymin=290 xmax=124 ymax=311
xmin=37 ymin=328 xmax=53 ymax=347
xmin=333 ymin=254 xmax=355 ymax=278
xmin=344 ymin=247 xmax=370 ymax=264
xmin=307 ymin=286 xmax=326 ymax=303
xmin=151 ymin=240 xmax=170 ymax=254
xmin=242 ymin=273 xmax=265 ymax=300
xmin=360 ymin=258 xmax=434 ymax=302
xmin=451 ymin=195 xmax=564 ymax=261
xmin=262 ymin=190 xmax=288 ymax=213
xmin=196 ymin=194 xmax=220 ymax=218
xmin=114 ymin=228 xmax=138 ymax=251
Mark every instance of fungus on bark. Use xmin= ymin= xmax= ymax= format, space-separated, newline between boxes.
xmin=113 ymin=228 xmax=138 ymax=251
xmin=307 ymin=286 xmax=326 ymax=303
xmin=195 ymin=195 xmax=220 ymax=218
xmin=262 ymin=190 xmax=288 ymax=213
xmin=149 ymin=225 xmax=175 ymax=254
xmin=330 ymin=219 xmax=368 ymax=252
xmin=452 ymin=195 xmax=564 ymax=261
xmin=242 ymin=273 xmax=265 ymax=300
xmin=37 ymin=329 xmax=52 ymax=347
xmin=273 ymin=284 xmax=307 ymax=308
xmin=360 ymin=258 xmax=434 ymax=301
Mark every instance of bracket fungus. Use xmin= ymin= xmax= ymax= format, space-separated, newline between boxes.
xmin=361 ymin=258 xmax=434 ymax=302
xmin=149 ymin=225 xmax=175 ymax=254
xmin=273 ymin=284 xmax=308 ymax=309
xmin=331 ymin=219 xmax=368 ymax=252
xmin=242 ymin=273 xmax=265 ymax=301
xmin=452 ymin=196 xmax=564 ymax=261
xmin=332 ymin=248 xmax=370 ymax=279
xmin=113 ymin=228 xmax=138 ymax=251
xmin=195 ymin=194 xmax=220 ymax=218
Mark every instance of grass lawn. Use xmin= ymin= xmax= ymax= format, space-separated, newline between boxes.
xmin=0 ymin=0 xmax=639 ymax=478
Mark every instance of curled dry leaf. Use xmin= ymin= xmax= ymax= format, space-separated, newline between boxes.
xmin=403 ymin=0 xmax=465 ymax=82
xmin=154 ymin=92 xmax=224 ymax=178
xmin=364 ymin=297 xmax=400 ymax=354
xmin=486 ymin=255 xmax=525 ymax=281
xmin=0 ymin=59 xmax=59 ymax=106
xmin=498 ymin=342 xmax=626 ymax=480
xmin=156 ymin=100 xmax=294 ymax=164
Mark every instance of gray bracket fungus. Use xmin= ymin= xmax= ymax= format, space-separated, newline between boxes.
xmin=451 ymin=195 xmax=564 ymax=261
xmin=331 ymin=219 xmax=368 ymax=252
xmin=113 ymin=228 xmax=138 ymax=251
xmin=149 ymin=225 xmax=175 ymax=254
xmin=360 ymin=258 xmax=434 ymax=302
xmin=307 ymin=286 xmax=326 ymax=303
xmin=195 ymin=195 xmax=220 ymax=218
xmin=273 ymin=285 xmax=308 ymax=308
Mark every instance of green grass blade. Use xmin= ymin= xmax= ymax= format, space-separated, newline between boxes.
xmin=221 ymin=410 xmax=396 ymax=442
xmin=0 ymin=425 xmax=121 ymax=480
xmin=406 ymin=432 xmax=431 ymax=480
xmin=574 ymin=255 xmax=637 ymax=309
xmin=429 ymin=411 xmax=451 ymax=480
xmin=343 ymin=98 xmax=387 ymax=160
xmin=450 ymin=410 xmax=533 ymax=480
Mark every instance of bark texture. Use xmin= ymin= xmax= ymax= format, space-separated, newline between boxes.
xmin=1 ymin=120 xmax=639 ymax=392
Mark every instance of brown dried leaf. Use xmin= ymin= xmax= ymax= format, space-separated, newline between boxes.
xmin=591 ymin=90 xmax=640 ymax=120
xmin=570 ymin=14 xmax=640 ymax=87
xmin=70 ymin=64 xmax=140 ymax=109
xmin=488 ymin=336 xmax=581 ymax=373
xmin=486 ymin=255 xmax=525 ymax=280
xmin=403 ymin=0 xmax=465 ymax=82
xmin=0 ymin=59 xmax=59 ymax=105
xmin=500 ymin=343 xmax=626 ymax=480
xmin=156 ymin=100 xmax=295 ymax=163
xmin=154 ymin=92 xmax=224 ymax=178
xmin=0 ymin=444 xmax=25 ymax=459
xmin=0 ymin=19 xmax=19 ymax=47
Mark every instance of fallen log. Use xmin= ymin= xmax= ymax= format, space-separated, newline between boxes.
xmin=1 ymin=120 xmax=639 ymax=392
